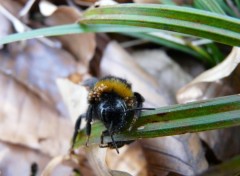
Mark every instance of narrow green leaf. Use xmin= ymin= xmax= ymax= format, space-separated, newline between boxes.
xmin=0 ymin=24 xmax=161 ymax=45
xmin=73 ymin=94 xmax=240 ymax=148
xmin=81 ymin=4 xmax=240 ymax=46
xmin=124 ymin=32 xmax=209 ymax=60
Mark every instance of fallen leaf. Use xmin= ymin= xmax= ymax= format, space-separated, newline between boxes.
xmin=0 ymin=72 xmax=72 ymax=156
xmin=106 ymin=142 xmax=147 ymax=176
xmin=0 ymin=39 xmax=78 ymax=117
xmin=44 ymin=6 xmax=96 ymax=70
xmin=199 ymin=126 xmax=240 ymax=161
xmin=141 ymin=134 xmax=208 ymax=175
xmin=85 ymin=145 xmax=132 ymax=176
xmin=177 ymin=47 xmax=240 ymax=103
xmin=100 ymin=41 xmax=167 ymax=108
xmin=0 ymin=142 xmax=72 ymax=176
xmin=132 ymin=49 xmax=192 ymax=104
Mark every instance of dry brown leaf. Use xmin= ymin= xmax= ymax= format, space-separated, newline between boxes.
xmin=85 ymin=145 xmax=112 ymax=176
xmin=0 ymin=39 xmax=78 ymax=117
xmin=141 ymin=134 xmax=208 ymax=175
xmin=0 ymin=142 xmax=73 ymax=176
xmin=198 ymin=126 xmax=240 ymax=161
xmin=85 ymin=145 xmax=132 ymax=176
xmin=44 ymin=6 xmax=96 ymax=69
xmin=177 ymin=47 xmax=240 ymax=103
xmin=0 ymin=72 xmax=72 ymax=156
xmin=106 ymin=142 xmax=147 ymax=176
xmin=100 ymin=41 xmax=167 ymax=108
xmin=100 ymin=41 xmax=208 ymax=175
xmin=132 ymin=49 xmax=192 ymax=104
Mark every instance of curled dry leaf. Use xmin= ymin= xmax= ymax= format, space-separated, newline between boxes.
xmin=44 ymin=6 xmax=96 ymax=70
xmin=0 ymin=72 xmax=72 ymax=157
xmin=177 ymin=47 xmax=240 ymax=161
xmin=100 ymin=41 xmax=208 ymax=175
xmin=0 ymin=142 xmax=73 ymax=176
xmin=0 ymin=39 xmax=78 ymax=117
xmin=177 ymin=47 xmax=240 ymax=103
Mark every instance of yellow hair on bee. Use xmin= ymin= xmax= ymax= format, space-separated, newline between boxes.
xmin=95 ymin=79 xmax=133 ymax=98
xmin=88 ymin=77 xmax=134 ymax=104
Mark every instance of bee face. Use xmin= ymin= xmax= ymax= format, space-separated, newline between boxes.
xmin=96 ymin=93 xmax=129 ymax=134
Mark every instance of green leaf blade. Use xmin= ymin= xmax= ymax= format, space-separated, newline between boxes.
xmin=72 ymin=95 xmax=240 ymax=149
xmin=83 ymin=4 xmax=240 ymax=33
xmin=81 ymin=4 xmax=240 ymax=46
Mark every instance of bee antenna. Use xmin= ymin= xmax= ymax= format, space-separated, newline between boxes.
xmin=124 ymin=107 xmax=155 ymax=114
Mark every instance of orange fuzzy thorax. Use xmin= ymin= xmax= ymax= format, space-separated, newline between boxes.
xmin=88 ymin=78 xmax=134 ymax=106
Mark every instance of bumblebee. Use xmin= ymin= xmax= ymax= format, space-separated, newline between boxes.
xmin=72 ymin=76 xmax=149 ymax=153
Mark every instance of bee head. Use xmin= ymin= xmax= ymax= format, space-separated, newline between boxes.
xmin=97 ymin=93 xmax=129 ymax=134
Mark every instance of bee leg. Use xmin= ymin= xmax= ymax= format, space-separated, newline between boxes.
xmin=85 ymin=105 xmax=93 ymax=146
xmin=71 ymin=114 xmax=85 ymax=149
xmin=134 ymin=92 xmax=144 ymax=117
xmin=129 ymin=92 xmax=145 ymax=130
xmin=85 ymin=120 xmax=91 ymax=146
xmin=99 ymin=130 xmax=109 ymax=148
